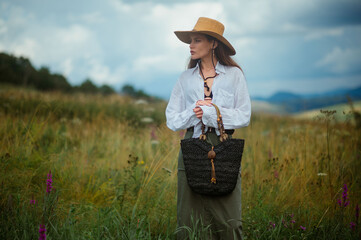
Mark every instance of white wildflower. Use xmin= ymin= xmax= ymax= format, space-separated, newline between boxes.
xmin=141 ymin=117 xmax=154 ymax=123
xmin=151 ymin=140 xmax=159 ymax=145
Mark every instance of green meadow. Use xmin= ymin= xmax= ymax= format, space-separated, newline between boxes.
xmin=0 ymin=85 xmax=360 ymax=239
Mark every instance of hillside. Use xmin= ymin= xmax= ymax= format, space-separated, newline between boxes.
xmin=253 ymin=86 xmax=361 ymax=113
xmin=1 ymin=86 xmax=360 ymax=239
xmin=251 ymin=100 xmax=287 ymax=114
xmin=293 ymin=100 xmax=361 ymax=122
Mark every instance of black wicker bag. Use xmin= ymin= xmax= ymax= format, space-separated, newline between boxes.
xmin=180 ymin=103 xmax=245 ymax=196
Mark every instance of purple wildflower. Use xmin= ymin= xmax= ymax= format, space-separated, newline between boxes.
xmin=350 ymin=222 xmax=356 ymax=231
xmin=274 ymin=170 xmax=279 ymax=179
xmin=337 ymin=198 xmax=342 ymax=207
xmin=300 ymin=225 xmax=306 ymax=231
xmin=290 ymin=214 xmax=295 ymax=224
xmin=30 ymin=194 xmax=36 ymax=205
xmin=39 ymin=224 xmax=46 ymax=240
xmin=150 ymin=128 xmax=157 ymax=140
xmin=269 ymin=221 xmax=275 ymax=229
xmin=46 ymin=170 xmax=53 ymax=194
xmin=337 ymin=184 xmax=349 ymax=208
xmin=342 ymin=184 xmax=349 ymax=206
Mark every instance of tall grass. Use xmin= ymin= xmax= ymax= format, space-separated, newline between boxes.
xmin=0 ymin=86 xmax=360 ymax=239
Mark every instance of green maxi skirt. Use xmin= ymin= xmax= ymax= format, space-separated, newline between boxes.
xmin=177 ymin=130 xmax=243 ymax=240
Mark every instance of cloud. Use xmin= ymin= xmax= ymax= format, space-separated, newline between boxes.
xmin=133 ymin=55 xmax=167 ymax=72
xmin=304 ymin=27 xmax=344 ymax=40
xmin=109 ymin=0 xmax=226 ymax=75
xmin=86 ymin=59 xmax=128 ymax=86
xmin=68 ymin=11 xmax=106 ymax=24
xmin=225 ymin=0 xmax=361 ymax=39
xmin=1 ymin=0 xmax=360 ymax=97
xmin=0 ymin=18 xmax=6 ymax=35
xmin=61 ymin=58 xmax=73 ymax=77
xmin=10 ymin=23 xmax=101 ymax=80
xmin=316 ymin=46 xmax=361 ymax=73
xmin=250 ymin=74 xmax=361 ymax=97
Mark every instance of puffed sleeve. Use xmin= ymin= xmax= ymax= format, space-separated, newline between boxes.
xmin=200 ymin=69 xmax=251 ymax=129
xmin=166 ymin=78 xmax=200 ymax=131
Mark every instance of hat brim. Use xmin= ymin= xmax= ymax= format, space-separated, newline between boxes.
xmin=174 ymin=30 xmax=236 ymax=56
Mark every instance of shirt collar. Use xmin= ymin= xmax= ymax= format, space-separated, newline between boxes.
xmin=192 ymin=61 xmax=226 ymax=75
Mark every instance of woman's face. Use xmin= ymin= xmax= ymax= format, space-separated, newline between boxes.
xmin=189 ymin=33 xmax=214 ymax=60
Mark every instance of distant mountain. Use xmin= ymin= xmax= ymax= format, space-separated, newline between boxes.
xmin=267 ymin=92 xmax=303 ymax=103
xmin=253 ymin=85 xmax=361 ymax=113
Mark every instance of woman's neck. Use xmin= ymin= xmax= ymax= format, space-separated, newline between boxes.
xmin=200 ymin=55 xmax=217 ymax=71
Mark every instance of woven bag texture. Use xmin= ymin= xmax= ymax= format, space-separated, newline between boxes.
xmin=180 ymin=138 xmax=244 ymax=196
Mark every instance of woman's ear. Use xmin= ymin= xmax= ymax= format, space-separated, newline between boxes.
xmin=213 ymin=40 xmax=219 ymax=49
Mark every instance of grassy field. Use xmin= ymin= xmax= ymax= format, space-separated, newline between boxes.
xmin=0 ymin=85 xmax=360 ymax=239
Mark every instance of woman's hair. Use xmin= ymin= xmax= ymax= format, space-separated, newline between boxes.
xmin=187 ymin=34 xmax=242 ymax=71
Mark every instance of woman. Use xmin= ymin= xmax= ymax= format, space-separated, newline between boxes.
xmin=166 ymin=17 xmax=251 ymax=239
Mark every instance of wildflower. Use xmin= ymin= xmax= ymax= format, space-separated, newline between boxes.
xmin=274 ymin=170 xmax=279 ymax=179
xmin=140 ymin=117 xmax=154 ymax=123
xmin=350 ymin=222 xmax=356 ymax=231
xmin=300 ymin=225 xmax=306 ymax=231
xmin=71 ymin=118 xmax=82 ymax=125
xmin=337 ymin=184 xmax=349 ymax=208
xmin=151 ymin=140 xmax=159 ymax=145
xmin=317 ymin=172 xmax=327 ymax=176
xmin=289 ymin=214 xmax=295 ymax=224
xmin=135 ymin=99 xmax=148 ymax=105
xmin=39 ymin=224 xmax=46 ymax=240
xmin=269 ymin=221 xmax=275 ymax=229
xmin=342 ymin=184 xmax=349 ymax=206
xmin=150 ymin=128 xmax=157 ymax=140
xmin=46 ymin=170 xmax=53 ymax=194
xmin=30 ymin=199 xmax=36 ymax=205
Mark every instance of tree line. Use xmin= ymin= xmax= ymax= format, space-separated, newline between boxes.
xmin=0 ymin=52 xmax=154 ymax=98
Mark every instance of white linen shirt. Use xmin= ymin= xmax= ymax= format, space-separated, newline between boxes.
xmin=166 ymin=62 xmax=251 ymax=138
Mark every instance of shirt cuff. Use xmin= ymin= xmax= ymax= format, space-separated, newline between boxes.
xmin=199 ymin=105 xmax=217 ymax=127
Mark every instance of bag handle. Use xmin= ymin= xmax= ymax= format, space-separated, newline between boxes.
xmin=199 ymin=103 xmax=228 ymax=142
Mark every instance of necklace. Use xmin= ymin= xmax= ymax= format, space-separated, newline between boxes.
xmin=200 ymin=41 xmax=217 ymax=92
xmin=199 ymin=62 xmax=217 ymax=91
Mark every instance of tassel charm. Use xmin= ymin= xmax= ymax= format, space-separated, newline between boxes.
xmin=211 ymin=159 xmax=216 ymax=184
xmin=208 ymin=146 xmax=216 ymax=184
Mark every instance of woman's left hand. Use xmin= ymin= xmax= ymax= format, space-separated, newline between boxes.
xmin=193 ymin=107 xmax=203 ymax=119
xmin=193 ymin=99 xmax=212 ymax=119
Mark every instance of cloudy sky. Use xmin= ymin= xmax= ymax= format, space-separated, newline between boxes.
xmin=1 ymin=0 xmax=361 ymax=99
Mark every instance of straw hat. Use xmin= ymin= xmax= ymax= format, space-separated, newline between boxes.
xmin=174 ymin=17 xmax=236 ymax=56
